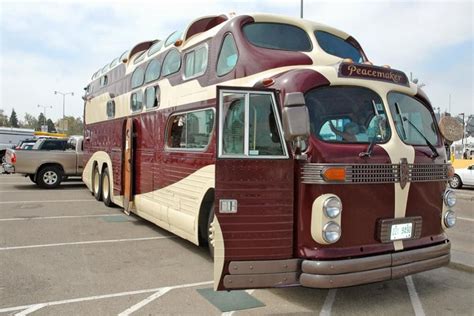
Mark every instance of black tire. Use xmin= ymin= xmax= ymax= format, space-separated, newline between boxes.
xmin=449 ymin=174 xmax=463 ymax=189
xmin=37 ymin=166 xmax=63 ymax=189
xmin=92 ymin=166 xmax=102 ymax=201
xmin=28 ymin=174 xmax=36 ymax=184
xmin=207 ymin=205 xmax=215 ymax=259
xmin=101 ymin=167 xmax=114 ymax=207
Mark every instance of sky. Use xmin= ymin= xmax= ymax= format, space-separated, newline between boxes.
xmin=0 ymin=0 xmax=472 ymax=122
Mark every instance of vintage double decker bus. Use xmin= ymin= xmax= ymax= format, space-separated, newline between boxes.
xmin=83 ymin=13 xmax=462 ymax=290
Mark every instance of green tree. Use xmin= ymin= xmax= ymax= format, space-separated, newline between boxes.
xmin=46 ymin=118 xmax=56 ymax=133
xmin=37 ymin=113 xmax=46 ymax=131
xmin=9 ymin=109 xmax=19 ymax=127
xmin=57 ymin=116 xmax=83 ymax=136
xmin=23 ymin=113 xmax=38 ymax=129
xmin=0 ymin=109 xmax=8 ymax=126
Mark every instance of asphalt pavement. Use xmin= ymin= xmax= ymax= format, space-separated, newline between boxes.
xmin=0 ymin=174 xmax=472 ymax=315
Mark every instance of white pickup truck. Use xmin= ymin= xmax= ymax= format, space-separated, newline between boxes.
xmin=3 ymin=136 xmax=84 ymax=188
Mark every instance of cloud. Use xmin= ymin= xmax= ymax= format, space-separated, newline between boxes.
xmin=0 ymin=0 xmax=472 ymax=122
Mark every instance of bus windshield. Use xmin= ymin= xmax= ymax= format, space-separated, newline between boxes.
xmin=305 ymin=86 xmax=391 ymax=143
xmin=315 ymin=31 xmax=363 ymax=62
xmin=387 ymin=92 xmax=440 ymax=146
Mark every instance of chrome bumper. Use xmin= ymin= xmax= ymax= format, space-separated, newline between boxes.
xmin=222 ymin=242 xmax=450 ymax=289
xmin=2 ymin=163 xmax=14 ymax=174
xmin=300 ymin=242 xmax=450 ymax=288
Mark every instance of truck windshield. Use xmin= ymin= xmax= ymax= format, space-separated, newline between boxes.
xmin=305 ymin=86 xmax=391 ymax=143
xmin=387 ymin=92 xmax=440 ymax=146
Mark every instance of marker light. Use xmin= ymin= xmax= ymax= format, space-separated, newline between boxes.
xmin=382 ymin=65 xmax=391 ymax=69
xmin=363 ymin=61 xmax=373 ymax=65
xmin=323 ymin=222 xmax=341 ymax=243
xmin=261 ymin=78 xmax=275 ymax=87
xmin=323 ymin=196 xmax=342 ymax=218
xmin=342 ymin=58 xmax=353 ymax=64
xmin=444 ymin=210 xmax=456 ymax=228
xmin=443 ymin=190 xmax=456 ymax=207
xmin=174 ymin=39 xmax=183 ymax=47
xmin=322 ymin=167 xmax=346 ymax=182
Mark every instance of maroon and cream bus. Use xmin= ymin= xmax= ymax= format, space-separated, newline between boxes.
xmin=83 ymin=13 xmax=462 ymax=290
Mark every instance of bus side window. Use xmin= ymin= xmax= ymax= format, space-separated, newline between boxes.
xmin=145 ymin=86 xmax=160 ymax=109
xmin=106 ymin=100 xmax=115 ymax=118
xmin=217 ymin=34 xmax=238 ymax=77
xmin=130 ymin=91 xmax=143 ymax=112
xmin=167 ymin=109 xmax=214 ymax=150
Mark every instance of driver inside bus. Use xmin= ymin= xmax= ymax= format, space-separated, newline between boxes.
xmin=329 ymin=120 xmax=360 ymax=142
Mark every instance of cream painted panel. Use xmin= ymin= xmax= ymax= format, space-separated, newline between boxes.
xmin=132 ymin=164 xmax=215 ymax=245
xmin=213 ymin=215 xmax=225 ymax=290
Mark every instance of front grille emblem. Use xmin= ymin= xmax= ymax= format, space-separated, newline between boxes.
xmin=400 ymin=158 xmax=409 ymax=189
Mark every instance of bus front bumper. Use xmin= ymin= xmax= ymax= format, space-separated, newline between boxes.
xmin=300 ymin=241 xmax=450 ymax=288
xmin=223 ymin=241 xmax=450 ymax=289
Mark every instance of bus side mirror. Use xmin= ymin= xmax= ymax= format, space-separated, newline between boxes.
xmin=282 ymin=92 xmax=310 ymax=157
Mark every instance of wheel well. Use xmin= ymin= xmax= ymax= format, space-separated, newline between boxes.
xmin=198 ymin=188 xmax=215 ymax=246
xmin=37 ymin=163 xmax=64 ymax=175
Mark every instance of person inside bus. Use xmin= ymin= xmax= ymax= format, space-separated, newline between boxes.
xmin=329 ymin=120 xmax=359 ymax=142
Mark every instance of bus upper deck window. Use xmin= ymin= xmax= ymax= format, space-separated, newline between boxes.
xmin=217 ymin=34 xmax=238 ymax=76
xmin=145 ymin=59 xmax=161 ymax=83
xmin=131 ymin=67 xmax=145 ymax=89
xmin=243 ymin=22 xmax=312 ymax=52
xmin=315 ymin=31 xmax=363 ymax=63
xmin=162 ymin=49 xmax=181 ymax=76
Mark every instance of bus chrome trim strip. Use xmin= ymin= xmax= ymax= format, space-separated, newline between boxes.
xmin=228 ymin=259 xmax=301 ymax=275
xmin=302 ymin=163 xmax=449 ymax=184
xmin=223 ymin=272 xmax=300 ymax=289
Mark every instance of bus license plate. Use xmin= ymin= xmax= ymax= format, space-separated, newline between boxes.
xmin=390 ymin=223 xmax=413 ymax=241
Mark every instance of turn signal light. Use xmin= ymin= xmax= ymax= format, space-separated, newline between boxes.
xmin=322 ymin=167 xmax=346 ymax=182
xmin=447 ymin=165 xmax=455 ymax=179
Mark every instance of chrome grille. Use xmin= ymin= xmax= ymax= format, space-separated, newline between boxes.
xmin=302 ymin=163 xmax=449 ymax=184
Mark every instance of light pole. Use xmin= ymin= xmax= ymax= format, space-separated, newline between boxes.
xmin=54 ymin=90 xmax=74 ymax=132
xmin=300 ymin=0 xmax=304 ymax=18
xmin=459 ymin=113 xmax=465 ymax=146
xmin=37 ymin=104 xmax=52 ymax=131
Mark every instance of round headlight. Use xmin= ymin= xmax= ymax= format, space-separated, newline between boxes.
xmin=322 ymin=221 xmax=341 ymax=243
xmin=323 ymin=196 xmax=342 ymax=218
xmin=444 ymin=190 xmax=456 ymax=207
xmin=444 ymin=210 xmax=456 ymax=228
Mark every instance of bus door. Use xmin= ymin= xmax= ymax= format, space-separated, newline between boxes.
xmin=214 ymin=88 xmax=296 ymax=290
xmin=123 ymin=118 xmax=134 ymax=214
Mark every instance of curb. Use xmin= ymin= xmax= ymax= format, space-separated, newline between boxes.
xmin=448 ymin=260 xmax=474 ymax=273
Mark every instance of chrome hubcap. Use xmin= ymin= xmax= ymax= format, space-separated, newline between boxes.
xmin=102 ymin=174 xmax=109 ymax=199
xmin=93 ymin=170 xmax=99 ymax=193
xmin=451 ymin=177 xmax=459 ymax=187
xmin=43 ymin=171 xmax=58 ymax=185
xmin=209 ymin=216 xmax=215 ymax=247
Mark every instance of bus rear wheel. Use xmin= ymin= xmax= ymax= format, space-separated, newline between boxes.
xmin=101 ymin=167 xmax=114 ymax=207
xmin=92 ymin=166 xmax=102 ymax=201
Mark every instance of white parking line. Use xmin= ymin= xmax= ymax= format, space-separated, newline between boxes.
xmin=118 ymin=287 xmax=172 ymax=316
xmin=0 ymin=214 xmax=123 ymax=222
xmin=0 ymin=281 xmax=213 ymax=314
xmin=0 ymin=199 xmax=95 ymax=204
xmin=458 ymin=216 xmax=473 ymax=222
xmin=405 ymin=276 xmax=425 ymax=316
xmin=0 ymin=189 xmax=86 ymax=193
xmin=14 ymin=303 xmax=46 ymax=316
xmin=0 ymin=236 xmax=174 ymax=251
xmin=319 ymin=289 xmax=337 ymax=316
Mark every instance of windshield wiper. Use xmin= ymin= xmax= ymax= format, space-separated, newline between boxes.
xmin=359 ymin=100 xmax=382 ymax=158
xmin=394 ymin=102 xmax=407 ymax=140
xmin=402 ymin=117 xmax=439 ymax=158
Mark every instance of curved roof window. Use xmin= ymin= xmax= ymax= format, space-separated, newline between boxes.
xmin=162 ymin=49 xmax=181 ymax=76
xmin=145 ymin=59 xmax=161 ymax=83
xmin=148 ymin=41 xmax=163 ymax=56
xmin=131 ymin=67 xmax=145 ymax=89
xmin=165 ymin=31 xmax=182 ymax=47
xmin=315 ymin=31 xmax=363 ymax=62
xmin=243 ymin=22 xmax=312 ymax=52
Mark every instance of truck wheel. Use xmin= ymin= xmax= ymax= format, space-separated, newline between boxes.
xmin=37 ymin=166 xmax=63 ymax=189
xmin=28 ymin=174 xmax=36 ymax=184
xmin=92 ymin=166 xmax=102 ymax=201
xmin=207 ymin=206 xmax=215 ymax=259
xmin=101 ymin=167 xmax=114 ymax=207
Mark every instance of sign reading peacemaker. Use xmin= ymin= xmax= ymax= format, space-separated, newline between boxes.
xmin=338 ymin=63 xmax=409 ymax=86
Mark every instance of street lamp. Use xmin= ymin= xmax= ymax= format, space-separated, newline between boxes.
xmin=54 ymin=91 xmax=74 ymax=131
xmin=37 ymin=104 xmax=52 ymax=131
xmin=459 ymin=113 xmax=465 ymax=146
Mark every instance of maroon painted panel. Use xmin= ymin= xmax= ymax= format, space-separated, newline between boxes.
xmin=215 ymin=159 xmax=294 ymax=290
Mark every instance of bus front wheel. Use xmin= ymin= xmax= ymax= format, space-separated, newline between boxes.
xmin=101 ymin=167 xmax=114 ymax=207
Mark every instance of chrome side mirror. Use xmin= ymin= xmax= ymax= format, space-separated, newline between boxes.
xmin=282 ymin=92 xmax=310 ymax=159
xmin=438 ymin=116 xmax=464 ymax=143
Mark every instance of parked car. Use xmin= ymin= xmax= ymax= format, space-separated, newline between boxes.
xmin=16 ymin=138 xmax=38 ymax=150
xmin=449 ymin=164 xmax=474 ymax=189
xmin=2 ymin=136 xmax=84 ymax=188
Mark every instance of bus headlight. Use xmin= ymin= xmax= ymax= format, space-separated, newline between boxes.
xmin=443 ymin=190 xmax=456 ymax=207
xmin=322 ymin=221 xmax=341 ymax=243
xmin=323 ymin=196 xmax=342 ymax=218
xmin=444 ymin=210 xmax=456 ymax=228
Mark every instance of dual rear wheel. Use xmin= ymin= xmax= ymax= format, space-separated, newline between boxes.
xmin=92 ymin=166 xmax=114 ymax=207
